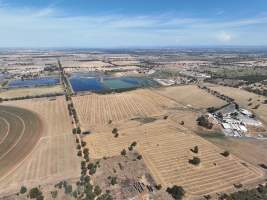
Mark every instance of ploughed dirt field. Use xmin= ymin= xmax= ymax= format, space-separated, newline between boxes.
xmin=0 ymin=105 xmax=42 ymax=181
xmin=0 ymin=97 xmax=80 ymax=196
xmin=85 ymin=119 xmax=264 ymax=197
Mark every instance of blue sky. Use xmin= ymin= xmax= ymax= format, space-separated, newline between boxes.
xmin=0 ymin=0 xmax=267 ymax=47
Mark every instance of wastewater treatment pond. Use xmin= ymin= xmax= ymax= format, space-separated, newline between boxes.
xmin=69 ymin=73 xmax=158 ymax=93
xmin=8 ymin=77 xmax=60 ymax=88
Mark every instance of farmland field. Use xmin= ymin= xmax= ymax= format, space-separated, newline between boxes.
xmin=156 ymin=85 xmax=227 ymax=109
xmin=111 ymin=60 xmax=141 ymax=66
xmin=0 ymin=97 xmax=80 ymax=196
xmin=72 ymin=89 xmax=179 ymax=130
xmin=0 ymin=85 xmax=64 ymax=99
xmin=85 ymin=120 xmax=264 ymax=196
xmin=62 ymin=60 xmax=113 ymax=68
xmin=0 ymin=105 xmax=42 ymax=181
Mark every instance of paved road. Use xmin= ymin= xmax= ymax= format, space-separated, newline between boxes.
xmin=0 ymin=105 xmax=42 ymax=179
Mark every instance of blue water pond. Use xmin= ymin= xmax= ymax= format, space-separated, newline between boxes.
xmin=69 ymin=74 xmax=157 ymax=93
xmin=8 ymin=77 xmax=60 ymax=88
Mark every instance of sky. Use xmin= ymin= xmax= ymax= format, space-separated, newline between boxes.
xmin=0 ymin=0 xmax=267 ymax=48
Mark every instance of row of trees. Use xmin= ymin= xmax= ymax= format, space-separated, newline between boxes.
xmin=1 ymin=92 xmax=63 ymax=101
xmin=199 ymin=85 xmax=235 ymax=103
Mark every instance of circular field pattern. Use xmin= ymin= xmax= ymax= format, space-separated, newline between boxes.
xmin=0 ymin=105 xmax=42 ymax=179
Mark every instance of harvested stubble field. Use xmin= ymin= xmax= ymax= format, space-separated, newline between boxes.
xmin=0 ymin=85 xmax=64 ymax=98
xmin=206 ymin=84 xmax=267 ymax=125
xmin=156 ymin=85 xmax=227 ymax=109
xmin=85 ymin=120 xmax=263 ymax=196
xmin=0 ymin=97 xmax=80 ymax=196
xmin=72 ymin=89 xmax=179 ymax=130
xmin=0 ymin=105 xmax=42 ymax=181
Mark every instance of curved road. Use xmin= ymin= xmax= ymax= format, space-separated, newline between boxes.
xmin=0 ymin=105 xmax=43 ymax=179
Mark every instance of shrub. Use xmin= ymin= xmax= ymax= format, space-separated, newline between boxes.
xmin=191 ymin=146 xmax=198 ymax=154
xmin=94 ymin=185 xmax=102 ymax=196
xmin=196 ymin=115 xmax=213 ymax=129
xmin=88 ymin=163 xmax=94 ymax=170
xmin=81 ymin=141 xmax=86 ymax=147
xmin=137 ymin=155 xmax=142 ymax=160
xmin=166 ymin=185 xmax=185 ymax=200
xmin=253 ymin=104 xmax=260 ymax=109
xmin=121 ymin=149 xmax=126 ymax=156
xmin=221 ymin=150 xmax=230 ymax=157
xmin=72 ymin=128 xmax=76 ymax=134
xmin=110 ymin=177 xmax=117 ymax=185
xmin=155 ymin=184 xmax=162 ymax=190
xmin=84 ymin=175 xmax=90 ymax=183
xmin=89 ymin=166 xmax=97 ymax=175
xmin=64 ymin=184 xmax=72 ymax=194
xmin=77 ymin=150 xmax=82 ymax=157
xmin=189 ymin=157 xmax=201 ymax=165
xmin=20 ymin=186 xmax=27 ymax=194
xmin=76 ymin=127 xmax=81 ymax=134
xmin=112 ymin=128 xmax=118 ymax=134
xmin=131 ymin=141 xmax=137 ymax=147
xmin=29 ymin=187 xmax=42 ymax=199
xmin=50 ymin=190 xmax=57 ymax=199
xmin=83 ymin=148 xmax=89 ymax=155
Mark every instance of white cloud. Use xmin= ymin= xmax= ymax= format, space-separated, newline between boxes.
xmin=217 ymin=32 xmax=233 ymax=42
xmin=33 ymin=7 xmax=56 ymax=17
xmin=0 ymin=5 xmax=266 ymax=47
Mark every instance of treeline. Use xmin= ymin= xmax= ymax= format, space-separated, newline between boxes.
xmin=218 ymin=183 xmax=267 ymax=200
xmin=243 ymin=86 xmax=267 ymax=97
xmin=0 ymin=92 xmax=64 ymax=101
xmin=198 ymin=85 xmax=235 ymax=103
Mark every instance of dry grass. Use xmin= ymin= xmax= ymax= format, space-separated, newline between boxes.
xmin=156 ymin=85 xmax=226 ymax=109
xmin=204 ymin=136 xmax=267 ymax=168
xmin=85 ymin=120 xmax=263 ymax=196
xmin=0 ymin=85 xmax=63 ymax=98
xmin=0 ymin=97 xmax=80 ymax=196
xmin=72 ymin=89 xmax=178 ymax=130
